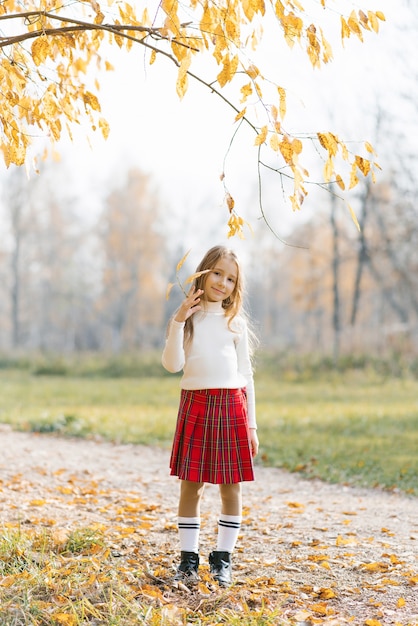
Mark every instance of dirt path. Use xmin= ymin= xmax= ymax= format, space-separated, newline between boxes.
xmin=0 ymin=425 xmax=417 ymax=625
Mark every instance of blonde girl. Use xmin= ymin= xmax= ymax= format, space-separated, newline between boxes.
xmin=162 ymin=245 xmax=258 ymax=586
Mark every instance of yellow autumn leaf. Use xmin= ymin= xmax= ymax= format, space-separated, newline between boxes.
xmin=340 ymin=16 xmax=351 ymax=40
xmin=98 ymin=118 xmax=110 ymax=139
xmin=94 ymin=11 xmax=105 ymax=25
xmin=161 ymin=0 xmax=181 ymax=31
xmin=240 ymin=83 xmax=252 ymax=102
xmin=355 ymin=155 xmax=371 ymax=176
xmin=348 ymin=10 xmax=362 ymax=41
xmin=225 ymin=12 xmax=239 ymax=41
xmin=336 ymin=533 xmax=357 ymax=545
xmin=246 ymin=64 xmax=259 ymax=79
xmin=319 ymin=587 xmax=336 ymax=598
xmin=235 ymin=107 xmax=247 ymax=122
xmin=278 ymin=86 xmax=286 ymax=119
xmin=349 ymin=162 xmax=359 ymax=189
xmin=54 ymin=614 xmax=77 ymax=626
xmin=149 ymin=49 xmax=157 ymax=65
xmin=226 ymin=192 xmax=235 ymax=212
xmin=184 ymin=270 xmax=211 ymax=284
xmin=346 ymin=203 xmax=361 ymax=231
xmin=198 ymin=581 xmax=212 ymax=595
xmin=279 ymin=136 xmax=298 ymax=165
xmin=31 ymin=37 xmax=50 ymax=66
xmin=176 ymin=55 xmax=191 ymax=99
xmin=321 ymin=28 xmax=333 ymax=63
xmin=367 ymin=10 xmax=379 ymax=33
xmin=292 ymin=138 xmax=302 ymax=154
xmin=227 ymin=212 xmax=252 ymax=239
xmin=242 ymin=0 xmax=266 ymax=21
xmin=365 ymin=141 xmax=377 ymax=155
xmin=310 ymin=602 xmax=328 ymax=616
xmin=317 ymin=131 xmax=339 ymax=157
xmin=83 ymin=91 xmax=101 ymax=112
xmin=270 ymin=133 xmax=280 ymax=152
xmin=176 ymin=250 xmax=191 ymax=272
xmin=254 ymin=125 xmax=268 ymax=146
xmin=359 ymin=10 xmax=369 ymax=29
xmin=365 ymin=620 xmax=382 ymax=626
xmin=307 ymin=24 xmax=320 ymax=67
xmin=254 ymin=81 xmax=263 ymax=99
xmin=336 ymin=174 xmax=345 ymax=190
xmin=323 ymin=158 xmax=334 ymax=182
xmin=397 ymin=597 xmax=406 ymax=608
xmin=217 ymin=54 xmax=239 ymax=88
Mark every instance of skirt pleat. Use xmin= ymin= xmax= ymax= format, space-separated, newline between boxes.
xmin=170 ymin=388 xmax=255 ymax=484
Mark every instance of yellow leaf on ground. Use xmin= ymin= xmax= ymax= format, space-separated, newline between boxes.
xmin=361 ymin=562 xmax=388 ymax=572
xmin=54 ymin=614 xmax=77 ymax=626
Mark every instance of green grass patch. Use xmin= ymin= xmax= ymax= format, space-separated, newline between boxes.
xmin=257 ymin=373 xmax=418 ymax=495
xmin=0 ymin=367 xmax=417 ymax=495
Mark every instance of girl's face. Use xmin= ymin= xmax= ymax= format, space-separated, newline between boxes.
xmin=204 ymin=256 xmax=238 ymax=303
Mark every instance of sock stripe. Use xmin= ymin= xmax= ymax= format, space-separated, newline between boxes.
xmin=178 ymin=523 xmax=200 ymax=529
xmin=218 ymin=520 xmax=241 ymax=529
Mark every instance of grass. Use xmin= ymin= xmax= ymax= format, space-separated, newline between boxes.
xmin=0 ymin=365 xmax=417 ymax=495
xmin=0 ymin=526 xmax=288 ymax=626
xmin=256 ymin=371 xmax=418 ymax=495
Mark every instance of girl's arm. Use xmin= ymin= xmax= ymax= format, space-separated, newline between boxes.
xmin=236 ymin=321 xmax=257 ymax=430
xmin=161 ymin=319 xmax=186 ymax=373
xmin=249 ymin=428 xmax=259 ymax=457
xmin=161 ymin=287 xmax=203 ymax=373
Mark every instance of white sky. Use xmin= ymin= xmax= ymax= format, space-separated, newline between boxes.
xmin=3 ymin=0 xmax=415 ymax=256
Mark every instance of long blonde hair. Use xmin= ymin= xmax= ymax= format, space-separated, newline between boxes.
xmin=184 ymin=245 xmax=256 ymax=353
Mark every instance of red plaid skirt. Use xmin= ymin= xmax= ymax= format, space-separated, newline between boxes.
xmin=170 ymin=388 xmax=254 ymax=484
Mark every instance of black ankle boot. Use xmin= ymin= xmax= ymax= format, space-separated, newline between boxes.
xmin=209 ymin=551 xmax=232 ymax=586
xmin=174 ymin=551 xmax=199 ymax=582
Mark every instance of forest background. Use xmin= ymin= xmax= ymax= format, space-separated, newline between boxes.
xmin=0 ymin=0 xmax=418 ymax=366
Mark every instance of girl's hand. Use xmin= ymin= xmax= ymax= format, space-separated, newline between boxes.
xmin=174 ymin=286 xmax=204 ymax=323
xmin=249 ymin=429 xmax=259 ymax=457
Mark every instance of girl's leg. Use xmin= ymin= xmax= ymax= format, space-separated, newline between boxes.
xmin=217 ymin=482 xmax=242 ymax=550
xmin=174 ymin=480 xmax=204 ymax=582
xmin=219 ymin=482 xmax=242 ymax=517
xmin=209 ymin=483 xmax=242 ymax=586
xmin=178 ymin=480 xmax=204 ymax=551
xmin=178 ymin=480 xmax=205 ymax=517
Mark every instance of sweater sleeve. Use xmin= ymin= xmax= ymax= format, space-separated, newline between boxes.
xmin=161 ymin=319 xmax=186 ymax=373
xmin=236 ymin=322 xmax=257 ymax=429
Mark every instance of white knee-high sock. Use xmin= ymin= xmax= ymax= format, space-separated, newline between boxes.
xmin=217 ymin=514 xmax=242 ymax=552
xmin=177 ymin=516 xmax=200 ymax=553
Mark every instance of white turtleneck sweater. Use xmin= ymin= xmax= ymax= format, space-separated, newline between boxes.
xmin=162 ymin=300 xmax=256 ymax=429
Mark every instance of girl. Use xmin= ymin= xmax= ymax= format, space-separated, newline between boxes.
xmin=162 ymin=245 xmax=258 ymax=587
